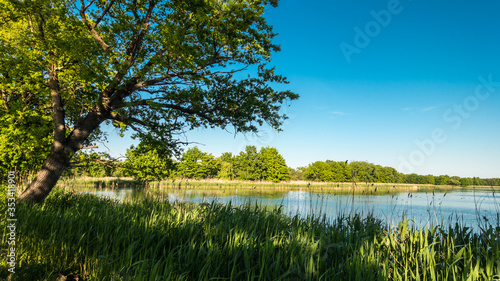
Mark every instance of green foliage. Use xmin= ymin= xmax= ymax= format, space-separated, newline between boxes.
xmin=215 ymin=147 xmax=290 ymax=182
xmin=2 ymin=0 xmax=297 ymax=202
xmin=373 ymin=165 xmax=398 ymax=183
xmin=0 ymin=0 xmax=107 ymax=156
xmin=473 ymin=177 xmax=482 ymax=186
xmin=177 ymin=147 xmax=219 ymax=179
xmin=0 ymin=182 xmax=6 ymax=205
xmin=0 ymin=105 xmax=53 ymax=175
xmin=171 ymin=145 xmax=291 ymax=182
xmin=449 ymin=177 xmax=462 ymax=186
xmin=304 ymin=161 xmax=333 ymax=181
xmin=304 ymin=160 xmax=354 ymax=182
xmin=289 ymin=167 xmax=305 ymax=181
xmin=350 ymin=161 xmax=379 ymax=183
xmin=300 ymin=160 xmax=499 ymax=187
xmin=217 ymin=152 xmax=236 ymax=180
xmin=259 ymin=146 xmax=290 ymax=182
xmin=460 ymin=177 xmax=471 ymax=187
xmin=327 ymin=160 xmax=352 ymax=182
xmin=426 ymin=174 xmax=436 ymax=185
xmin=234 ymin=145 xmax=265 ymax=180
xmin=405 ymin=173 xmax=430 ymax=184
xmin=435 ymin=175 xmax=451 ymax=185
xmin=122 ymin=144 xmax=174 ymax=181
xmin=64 ymin=151 xmax=118 ymax=177
xmin=483 ymin=178 xmax=500 ymax=186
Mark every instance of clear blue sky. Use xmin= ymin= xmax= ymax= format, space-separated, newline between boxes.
xmin=102 ymin=0 xmax=500 ymax=178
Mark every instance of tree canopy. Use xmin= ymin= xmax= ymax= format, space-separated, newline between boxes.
xmin=117 ymin=144 xmax=290 ymax=182
xmin=259 ymin=147 xmax=290 ymax=182
xmin=122 ymin=143 xmax=175 ymax=181
xmin=0 ymin=0 xmax=298 ymax=202
xmin=216 ymin=145 xmax=290 ymax=182
xmin=176 ymin=146 xmax=218 ymax=179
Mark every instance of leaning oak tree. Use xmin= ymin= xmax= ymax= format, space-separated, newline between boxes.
xmin=1 ymin=0 xmax=298 ymax=203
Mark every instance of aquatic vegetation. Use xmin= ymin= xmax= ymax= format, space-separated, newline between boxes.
xmin=1 ymin=190 xmax=499 ymax=280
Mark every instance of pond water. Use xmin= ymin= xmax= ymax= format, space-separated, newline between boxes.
xmin=82 ymin=187 xmax=499 ymax=232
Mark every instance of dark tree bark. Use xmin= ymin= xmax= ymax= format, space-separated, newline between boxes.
xmin=19 ymin=110 xmax=107 ymax=203
xmin=17 ymin=147 xmax=70 ymax=203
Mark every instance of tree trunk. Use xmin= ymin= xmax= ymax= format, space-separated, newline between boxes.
xmin=18 ymin=108 xmax=108 ymax=203
xmin=17 ymin=106 xmax=109 ymax=203
xmin=18 ymin=146 xmax=70 ymax=203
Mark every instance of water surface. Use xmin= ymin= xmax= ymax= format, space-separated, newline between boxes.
xmin=82 ymin=187 xmax=499 ymax=231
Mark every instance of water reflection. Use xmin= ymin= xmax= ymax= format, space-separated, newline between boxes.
xmin=82 ymin=187 xmax=499 ymax=232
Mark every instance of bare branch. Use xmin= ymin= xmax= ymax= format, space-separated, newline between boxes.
xmin=70 ymin=157 xmax=115 ymax=168
xmin=82 ymin=0 xmax=96 ymax=12
xmin=82 ymin=145 xmax=99 ymax=149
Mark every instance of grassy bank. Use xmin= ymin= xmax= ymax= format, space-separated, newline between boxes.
xmin=52 ymin=177 xmax=494 ymax=196
xmin=2 ymin=190 xmax=500 ymax=280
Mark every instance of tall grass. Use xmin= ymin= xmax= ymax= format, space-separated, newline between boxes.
xmin=1 ymin=190 xmax=500 ymax=280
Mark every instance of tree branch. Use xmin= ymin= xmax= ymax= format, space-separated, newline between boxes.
xmin=109 ymin=113 xmax=148 ymax=128
xmin=79 ymin=0 xmax=112 ymax=54
xmin=93 ymin=0 xmax=115 ymax=28
xmin=134 ymin=100 xmax=221 ymax=125
xmin=48 ymin=63 xmax=66 ymax=151
xmin=129 ymin=57 xmax=235 ymax=91
xmin=81 ymin=0 xmax=96 ymax=12
xmin=82 ymin=145 xmax=99 ymax=149
xmin=101 ymin=0 xmax=157 ymax=112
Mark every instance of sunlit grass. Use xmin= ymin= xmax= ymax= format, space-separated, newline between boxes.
xmin=1 ymin=190 xmax=500 ymax=280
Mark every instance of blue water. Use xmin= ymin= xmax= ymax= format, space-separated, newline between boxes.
xmin=86 ymin=188 xmax=499 ymax=231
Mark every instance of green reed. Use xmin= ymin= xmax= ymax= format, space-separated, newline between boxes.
xmin=1 ymin=189 xmax=499 ymax=280
xmin=54 ymin=176 xmax=479 ymax=197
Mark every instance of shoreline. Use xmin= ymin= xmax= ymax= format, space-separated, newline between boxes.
xmin=55 ymin=176 xmax=499 ymax=190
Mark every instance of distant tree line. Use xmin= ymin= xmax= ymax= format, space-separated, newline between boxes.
xmin=293 ymin=160 xmax=500 ymax=187
xmin=64 ymin=145 xmax=291 ymax=183
xmin=64 ymin=146 xmax=500 ymax=187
